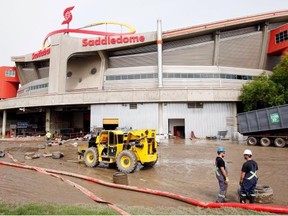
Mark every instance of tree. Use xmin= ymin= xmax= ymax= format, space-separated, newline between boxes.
xmin=270 ymin=54 xmax=288 ymax=102
xmin=239 ymin=73 xmax=286 ymax=111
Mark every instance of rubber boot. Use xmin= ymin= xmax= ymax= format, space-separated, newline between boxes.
xmin=240 ymin=194 xmax=246 ymax=204
xmin=249 ymin=195 xmax=255 ymax=204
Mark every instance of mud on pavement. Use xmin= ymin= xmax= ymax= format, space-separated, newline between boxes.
xmin=0 ymin=137 xmax=287 ymax=208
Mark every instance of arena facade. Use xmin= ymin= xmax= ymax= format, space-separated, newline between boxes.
xmin=1 ymin=10 xmax=288 ymax=139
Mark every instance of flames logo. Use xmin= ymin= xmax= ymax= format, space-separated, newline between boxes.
xmin=62 ymin=6 xmax=74 ymax=25
xmin=42 ymin=6 xmax=136 ymax=48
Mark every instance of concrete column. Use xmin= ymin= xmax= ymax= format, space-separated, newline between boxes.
xmin=157 ymin=19 xmax=163 ymax=88
xmin=98 ymin=51 xmax=107 ymax=90
xmin=157 ymin=20 xmax=164 ymax=135
xmin=259 ymin=22 xmax=269 ymax=69
xmin=2 ymin=110 xmax=7 ymax=138
xmin=45 ymin=109 xmax=51 ymax=132
xmin=48 ymin=34 xmax=67 ymax=93
xmin=232 ymin=103 xmax=238 ymax=140
xmin=213 ymin=31 xmax=220 ymax=66
xmin=158 ymin=103 xmax=163 ymax=135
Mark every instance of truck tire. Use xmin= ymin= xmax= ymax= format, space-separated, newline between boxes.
xmin=260 ymin=137 xmax=271 ymax=147
xmin=255 ymin=185 xmax=273 ymax=204
xmin=116 ymin=150 xmax=138 ymax=173
xmin=113 ymin=172 xmax=128 ymax=185
xmin=247 ymin=137 xmax=257 ymax=146
xmin=84 ymin=147 xmax=99 ymax=167
xmin=274 ymin=137 xmax=286 ymax=148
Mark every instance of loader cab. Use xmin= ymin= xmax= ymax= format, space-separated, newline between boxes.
xmin=98 ymin=130 xmax=124 ymax=158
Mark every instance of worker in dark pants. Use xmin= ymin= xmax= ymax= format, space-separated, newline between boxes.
xmin=215 ymin=147 xmax=229 ymax=203
xmin=239 ymin=149 xmax=258 ymax=203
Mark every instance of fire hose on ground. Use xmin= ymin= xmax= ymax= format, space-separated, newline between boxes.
xmin=2 ymin=153 xmax=129 ymax=215
xmin=1 ymin=153 xmax=288 ymax=214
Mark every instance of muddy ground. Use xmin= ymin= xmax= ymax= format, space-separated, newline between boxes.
xmin=0 ymin=137 xmax=287 ymax=211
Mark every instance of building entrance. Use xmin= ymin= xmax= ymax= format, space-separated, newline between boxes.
xmin=168 ymin=118 xmax=185 ymax=138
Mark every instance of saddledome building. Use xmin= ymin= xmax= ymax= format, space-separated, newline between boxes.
xmin=1 ymin=10 xmax=288 ymax=139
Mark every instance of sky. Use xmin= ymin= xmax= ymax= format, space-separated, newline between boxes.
xmin=1 ymin=0 xmax=288 ymax=66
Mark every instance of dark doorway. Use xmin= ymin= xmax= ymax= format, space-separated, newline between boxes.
xmin=173 ymin=126 xmax=185 ymax=138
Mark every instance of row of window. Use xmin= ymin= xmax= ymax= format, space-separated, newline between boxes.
xmin=106 ymin=73 xmax=157 ymax=80
xmin=105 ymin=73 xmax=254 ymax=81
xmin=22 ymin=72 xmax=253 ymax=93
xmin=123 ymin=103 xmax=203 ymax=109
xmin=24 ymin=83 xmax=48 ymax=92
xmin=275 ymin=30 xmax=288 ymax=44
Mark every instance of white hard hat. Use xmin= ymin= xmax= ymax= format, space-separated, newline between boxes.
xmin=243 ymin=149 xmax=252 ymax=155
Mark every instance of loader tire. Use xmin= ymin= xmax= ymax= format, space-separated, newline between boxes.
xmin=247 ymin=137 xmax=257 ymax=146
xmin=116 ymin=150 xmax=138 ymax=173
xmin=84 ymin=147 xmax=99 ymax=167
xmin=274 ymin=137 xmax=286 ymax=148
xmin=260 ymin=137 xmax=271 ymax=147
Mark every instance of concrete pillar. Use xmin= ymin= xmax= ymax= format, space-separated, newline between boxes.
xmin=2 ymin=110 xmax=7 ymax=138
xmin=158 ymin=103 xmax=163 ymax=135
xmin=98 ymin=51 xmax=107 ymax=90
xmin=157 ymin=20 xmax=164 ymax=135
xmin=48 ymin=34 xmax=67 ymax=93
xmin=45 ymin=109 xmax=51 ymax=132
xmin=259 ymin=22 xmax=269 ymax=69
xmin=213 ymin=31 xmax=220 ymax=66
xmin=157 ymin=19 xmax=163 ymax=88
xmin=232 ymin=103 xmax=238 ymax=140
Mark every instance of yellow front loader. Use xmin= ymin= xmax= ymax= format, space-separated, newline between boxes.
xmin=78 ymin=129 xmax=158 ymax=173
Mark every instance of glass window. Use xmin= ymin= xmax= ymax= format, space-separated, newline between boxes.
xmin=128 ymin=75 xmax=134 ymax=79
xmin=175 ymin=73 xmax=181 ymax=78
xmin=129 ymin=103 xmax=137 ymax=109
xmin=225 ymin=74 xmax=232 ymax=79
xmin=181 ymin=73 xmax=188 ymax=78
xmin=276 ymin=30 xmax=288 ymax=44
xmin=5 ymin=69 xmax=15 ymax=77
xmin=187 ymin=102 xmax=203 ymax=109
xmin=135 ymin=74 xmax=140 ymax=79
xmin=147 ymin=74 xmax=153 ymax=79
xmin=121 ymin=75 xmax=128 ymax=80
xmin=167 ymin=73 xmax=173 ymax=78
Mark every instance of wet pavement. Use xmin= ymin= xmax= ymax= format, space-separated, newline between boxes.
xmin=0 ymin=137 xmax=287 ymax=208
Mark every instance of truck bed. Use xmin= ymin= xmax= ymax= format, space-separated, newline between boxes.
xmin=237 ymin=104 xmax=288 ymax=135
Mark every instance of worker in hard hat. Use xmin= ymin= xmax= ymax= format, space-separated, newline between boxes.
xmin=45 ymin=131 xmax=52 ymax=145
xmin=215 ymin=147 xmax=229 ymax=203
xmin=239 ymin=149 xmax=258 ymax=203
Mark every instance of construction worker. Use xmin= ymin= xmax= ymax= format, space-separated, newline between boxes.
xmin=239 ymin=149 xmax=258 ymax=204
xmin=45 ymin=131 xmax=52 ymax=144
xmin=215 ymin=147 xmax=229 ymax=203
